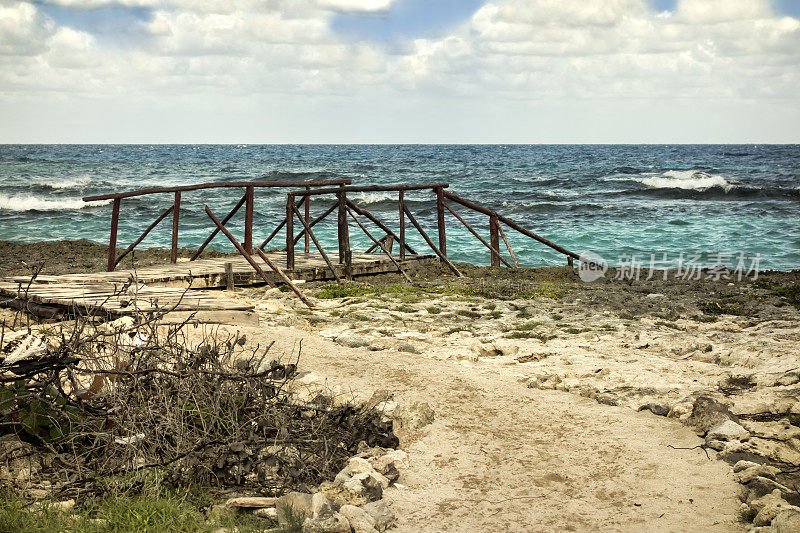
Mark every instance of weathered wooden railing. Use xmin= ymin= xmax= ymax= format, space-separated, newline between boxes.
xmin=279 ymin=183 xmax=584 ymax=282
xmin=83 ymin=179 xmax=351 ymax=272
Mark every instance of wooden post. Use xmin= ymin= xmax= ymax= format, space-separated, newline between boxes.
xmin=107 ymin=198 xmax=121 ymax=272
xmin=399 ymin=190 xmax=406 ymax=261
xmin=244 ymin=185 xmax=254 ymax=254
xmin=225 ymin=262 xmax=234 ymax=290
xmin=304 ymin=185 xmax=311 ymax=254
xmin=567 ymin=256 xmax=574 ymax=267
xmin=436 ymin=186 xmax=446 ymax=262
xmin=171 ymin=191 xmax=180 ymax=264
xmin=286 ymin=194 xmax=295 ymax=270
xmin=489 ymin=214 xmax=500 ymax=267
xmin=337 ymin=190 xmax=351 ymax=279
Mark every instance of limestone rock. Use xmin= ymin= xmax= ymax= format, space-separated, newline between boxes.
xmin=302 ymin=512 xmax=350 ymax=533
xmin=363 ymin=500 xmax=396 ymax=531
xmin=394 ymin=402 xmax=435 ymax=431
xmin=745 ymin=477 xmax=793 ymax=503
xmin=396 ymin=342 xmax=419 ymax=354
xmin=336 ymin=334 xmax=370 ymax=348
xmin=527 ymin=374 xmax=562 ymax=390
xmin=751 ymin=490 xmax=800 ymax=527
xmin=254 ymin=507 xmax=278 ymax=520
xmin=638 ymin=403 xmax=671 ymax=417
xmin=312 ymin=492 xmax=332 ymax=519
xmin=340 ymin=504 xmax=378 ymax=533
xmin=0 ymin=434 xmax=41 ymax=482
xmin=734 ymin=460 xmax=761 ymax=473
xmin=276 ymin=492 xmax=314 ymax=524
xmin=343 ymin=472 xmax=386 ymax=502
xmin=737 ymin=465 xmax=781 ymax=484
xmin=706 ymin=420 xmax=750 ymax=443
xmin=771 ymin=508 xmax=800 ymax=532
xmin=688 ymin=396 xmax=739 ymax=436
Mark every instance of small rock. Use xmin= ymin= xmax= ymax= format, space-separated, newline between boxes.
xmin=734 ymin=460 xmax=761 ymax=473
xmin=638 ymin=403 xmax=671 ymax=417
xmin=706 ymin=420 xmax=750 ymax=443
xmin=276 ymin=492 xmax=314 ymax=524
xmin=689 ymin=396 xmax=739 ymax=436
xmin=745 ymin=477 xmax=793 ymax=503
xmin=772 ymin=507 xmax=800 ymax=532
xmin=312 ymin=492 xmax=332 ymax=519
xmin=737 ymin=465 xmax=780 ymax=484
xmin=751 ymin=490 xmax=800 ymax=527
xmin=527 ymin=374 xmax=561 ymax=390
xmin=336 ymin=334 xmax=371 ymax=348
xmin=48 ymin=500 xmax=75 ymax=512
xmin=343 ymin=472 xmax=385 ymax=502
xmin=302 ymin=512 xmax=350 ymax=533
xmin=706 ymin=439 xmax=726 ymax=451
xmin=396 ymin=342 xmax=419 ymax=354
xmin=367 ymin=344 xmax=387 ymax=351
xmin=363 ymin=500 xmax=396 ymax=531
xmin=254 ymin=507 xmax=278 ymax=519
xmin=394 ymin=402 xmax=435 ymax=431
xmin=593 ymin=393 xmax=619 ymax=407
xmin=339 ymin=504 xmax=378 ymax=533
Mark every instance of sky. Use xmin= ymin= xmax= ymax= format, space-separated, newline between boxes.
xmin=1 ymin=0 xmax=799 ymax=143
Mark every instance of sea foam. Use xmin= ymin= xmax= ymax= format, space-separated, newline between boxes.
xmin=608 ymin=170 xmax=735 ymax=192
xmin=0 ymin=194 xmax=108 ymax=211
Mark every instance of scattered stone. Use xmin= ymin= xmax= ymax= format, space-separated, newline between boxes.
xmin=317 ymin=481 xmax=367 ymax=508
xmin=734 ymin=460 xmax=761 ymax=473
xmin=593 ymin=393 xmax=620 ymax=407
xmin=225 ymin=496 xmax=278 ymax=509
xmin=363 ymin=500 xmax=396 ymax=531
xmin=736 ymin=465 xmax=780 ymax=484
xmin=0 ymin=435 xmax=41 ymax=482
xmin=340 ymin=504 xmax=378 ymax=533
xmin=336 ymin=334 xmax=371 ymax=348
xmin=750 ymin=490 xmax=800 ymax=527
xmin=343 ymin=472 xmax=386 ymax=501
xmin=254 ymin=507 xmax=278 ymax=520
xmin=312 ymin=492 xmax=332 ymax=519
xmin=688 ymin=396 xmax=739 ymax=436
xmin=394 ymin=402 xmax=435 ymax=431
xmin=276 ymin=492 xmax=314 ymax=524
xmin=302 ymin=512 xmax=350 ymax=533
xmin=638 ymin=403 xmax=671 ymax=417
xmin=771 ymin=508 xmax=800 ymax=532
xmin=744 ymin=477 xmax=793 ymax=503
xmin=706 ymin=420 xmax=750 ymax=443
xmin=368 ymin=344 xmax=387 ymax=351
xmin=44 ymin=500 xmax=75 ymax=512
xmin=396 ymin=342 xmax=419 ymax=354
xmin=527 ymin=374 xmax=561 ymax=390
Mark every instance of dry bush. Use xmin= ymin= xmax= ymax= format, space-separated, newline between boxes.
xmin=0 ymin=279 xmax=396 ymax=502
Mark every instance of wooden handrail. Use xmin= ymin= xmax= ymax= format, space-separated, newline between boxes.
xmin=84 ymin=179 xmax=352 ymax=202
xmin=288 ymin=183 xmax=449 ymax=197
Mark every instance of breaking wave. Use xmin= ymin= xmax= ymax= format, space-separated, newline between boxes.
xmin=606 ymin=170 xmax=735 ymax=192
xmin=41 ymin=176 xmax=92 ymax=190
xmin=0 ymin=194 xmax=108 ymax=212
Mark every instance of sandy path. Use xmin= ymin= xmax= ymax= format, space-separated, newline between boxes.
xmin=229 ymin=324 xmax=743 ymax=532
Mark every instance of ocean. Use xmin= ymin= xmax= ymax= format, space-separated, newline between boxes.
xmin=0 ymin=144 xmax=798 ymax=271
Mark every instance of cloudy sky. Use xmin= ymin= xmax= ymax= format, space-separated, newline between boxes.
xmin=1 ymin=0 xmax=798 ymax=143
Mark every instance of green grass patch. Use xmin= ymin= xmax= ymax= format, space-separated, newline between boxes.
xmin=550 ymin=313 xmax=563 ymax=321
xmin=315 ymin=284 xmax=374 ymax=299
xmin=515 ymin=321 xmax=543 ymax=331
xmin=456 ymin=309 xmax=482 ymax=318
xmin=774 ymin=284 xmax=800 ymax=308
xmin=395 ymin=305 xmax=417 ymax=314
xmin=426 ymin=306 xmax=441 ymax=314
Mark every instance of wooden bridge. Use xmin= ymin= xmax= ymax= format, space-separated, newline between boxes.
xmin=1 ymin=178 xmax=584 ymax=322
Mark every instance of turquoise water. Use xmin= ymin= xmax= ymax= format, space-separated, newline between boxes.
xmin=0 ymin=144 xmax=798 ymax=270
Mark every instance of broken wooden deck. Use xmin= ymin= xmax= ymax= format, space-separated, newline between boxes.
xmin=0 ymin=252 xmax=437 ymax=323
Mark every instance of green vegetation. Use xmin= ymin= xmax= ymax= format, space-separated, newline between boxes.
xmin=0 ymin=486 xmax=272 ymax=533
xmin=426 ymin=306 xmax=441 ymax=314
xmin=395 ymin=305 xmax=417 ymax=314
xmin=456 ymin=309 xmax=481 ymax=318
xmin=515 ymin=321 xmax=543 ymax=331
xmin=774 ymin=284 xmax=800 ymax=308
xmin=550 ymin=313 xmax=563 ymax=321
xmin=699 ymin=298 xmax=748 ymax=316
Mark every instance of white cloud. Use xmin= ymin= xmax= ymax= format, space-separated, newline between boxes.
xmin=0 ymin=0 xmax=798 ymax=141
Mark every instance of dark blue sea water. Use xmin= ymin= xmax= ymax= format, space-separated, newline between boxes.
xmin=1 ymin=145 xmax=798 ymax=270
